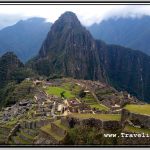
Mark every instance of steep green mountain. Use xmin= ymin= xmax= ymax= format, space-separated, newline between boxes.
xmin=0 ymin=52 xmax=24 ymax=86
xmin=0 ymin=17 xmax=52 ymax=62
xmin=96 ymin=41 xmax=150 ymax=102
xmin=88 ymin=16 xmax=150 ymax=56
xmin=0 ymin=52 xmax=37 ymax=107
xmin=29 ymin=12 xmax=150 ymax=103
xmin=29 ymin=12 xmax=105 ymax=81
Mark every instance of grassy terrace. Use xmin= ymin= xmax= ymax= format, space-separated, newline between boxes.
xmin=69 ymin=113 xmax=121 ymax=121
xmin=2 ymin=118 xmax=18 ymax=129
xmin=12 ymin=136 xmax=29 ymax=144
xmin=90 ymin=104 xmax=109 ymax=111
xmin=124 ymin=104 xmax=150 ymax=115
xmin=53 ymin=120 xmax=69 ymax=131
xmin=81 ymin=92 xmax=109 ymax=111
xmin=124 ymin=125 xmax=150 ymax=134
xmin=40 ymin=125 xmax=64 ymax=141
xmin=45 ymin=86 xmax=74 ymax=99
xmin=19 ymin=131 xmax=34 ymax=140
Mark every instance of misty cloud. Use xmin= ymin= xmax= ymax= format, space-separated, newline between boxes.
xmin=0 ymin=5 xmax=150 ymax=29
xmin=0 ymin=14 xmax=28 ymax=29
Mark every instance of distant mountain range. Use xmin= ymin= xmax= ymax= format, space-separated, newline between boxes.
xmin=28 ymin=12 xmax=150 ymax=102
xmin=1 ymin=15 xmax=150 ymax=63
xmin=0 ymin=17 xmax=51 ymax=62
xmin=0 ymin=12 xmax=150 ymax=102
xmin=88 ymin=15 xmax=150 ymax=56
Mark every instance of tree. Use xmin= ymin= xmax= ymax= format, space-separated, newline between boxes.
xmin=60 ymin=91 xmax=66 ymax=98
xmin=78 ymin=89 xmax=86 ymax=98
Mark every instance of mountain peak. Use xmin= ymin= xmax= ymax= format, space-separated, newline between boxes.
xmin=52 ymin=11 xmax=81 ymax=29
xmin=33 ymin=11 xmax=105 ymax=81
xmin=0 ymin=51 xmax=23 ymax=65
xmin=59 ymin=11 xmax=78 ymax=20
xmin=2 ymin=51 xmax=18 ymax=58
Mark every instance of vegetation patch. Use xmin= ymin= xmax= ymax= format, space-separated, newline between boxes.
xmin=124 ymin=104 xmax=150 ymax=115
xmin=90 ymin=104 xmax=110 ymax=111
xmin=45 ymin=86 xmax=74 ymax=98
xmin=54 ymin=120 xmax=69 ymax=131
xmin=41 ymin=125 xmax=64 ymax=141
xmin=81 ymin=92 xmax=109 ymax=111
xmin=70 ymin=113 xmax=121 ymax=121
xmin=64 ymin=126 xmax=118 ymax=145
xmin=124 ymin=125 xmax=150 ymax=134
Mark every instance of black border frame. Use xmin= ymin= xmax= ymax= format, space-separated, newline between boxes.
xmin=0 ymin=1 xmax=149 ymax=148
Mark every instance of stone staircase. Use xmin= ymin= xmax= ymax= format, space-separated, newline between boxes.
xmin=37 ymin=119 xmax=69 ymax=144
xmin=8 ymin=128 xmax=38 ymax=145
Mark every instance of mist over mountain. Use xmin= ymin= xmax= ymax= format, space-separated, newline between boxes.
xmin=88 ymin=15 xmax=150 ymax=56
xmin=0 ymin=17 xmax=52 ymax=62
xmin=28 ymin=11 xmax=150 ymax=102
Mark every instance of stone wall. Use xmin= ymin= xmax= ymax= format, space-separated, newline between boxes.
xmin=6 ymin=122 xmax=20 ymax=143
xmin=51 ymin=122 xmax=66 ymax=137
xmin=121 ymin=109 xmax=150 ymax=129
xmin=37 ymin=130 xmax=61 ymax=145
xmin=61 ymin=116 xmax=121 ymax=130
xmin=20 ymin=118 xmax=54 ymax=129
xmin=61 ymin=117 xmax=70 ymax=128
xmin=103 ymin=120 xmax=121 ymax=130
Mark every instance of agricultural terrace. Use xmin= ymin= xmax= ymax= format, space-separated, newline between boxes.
xmin=69 ymin=113 xmax=121 ymax=121
xmin=124 ymin=104 xmax=150 ymax=115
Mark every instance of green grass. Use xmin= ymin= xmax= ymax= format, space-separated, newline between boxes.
xmin=3 ymin=119 xmax=18 ymax=129
xmin=45 ymin=86 xmax=74 ymax=98
xmin=20 ymin=131 xmax=35 ymax=140
xmin=40 ymin=125 xmax=64 ymax=141
xmin=124 ymin=125 xmax=150 ymax=134
xmin=81 ymin=92 xmax=109 ymax=111
xmin=53 ymin=120 xmax=69 ymax=131
xmin=95 ymin=88 xmax=113 ymax=95
xmin=14 ymin=136 xmax=30 ymax=144
xmin=124 ymin=104 xmax=150 ymax=115
xmin=62 ymin=82 xmax=82 ymax=96
xmin=62 ymin=82 xmax=72 ymax=90
xmin=90 ymin=104 xmax=110 ymax=111
xmin=0 ymin=111 xmax=3 ymax=116
xmin=70 ymin=113 xmax=121 ymax=121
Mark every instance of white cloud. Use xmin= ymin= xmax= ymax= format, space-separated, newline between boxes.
xmin=0 ymin=5 xmax=150 ymax=29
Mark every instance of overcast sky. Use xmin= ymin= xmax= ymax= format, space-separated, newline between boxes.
xmin=0 ymin=5 xmax=150 ymax=29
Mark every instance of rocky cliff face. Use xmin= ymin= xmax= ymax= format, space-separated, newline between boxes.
xmin=29 ymin=11 xmax=150 ymax=102
xmin=96 ymin=41 xmax=150 ymax=102
xmin=31 ymin=12 xmax=105 ymax=81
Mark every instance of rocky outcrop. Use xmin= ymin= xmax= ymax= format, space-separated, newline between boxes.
xmin=30 ymin=11 xmax=105 ymax=81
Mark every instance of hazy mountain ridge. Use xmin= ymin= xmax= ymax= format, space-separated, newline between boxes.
xmin=88 ymin=15 xmax=150 ymax=56
xmin=0 ymin=17 xmax=52 ymax=62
